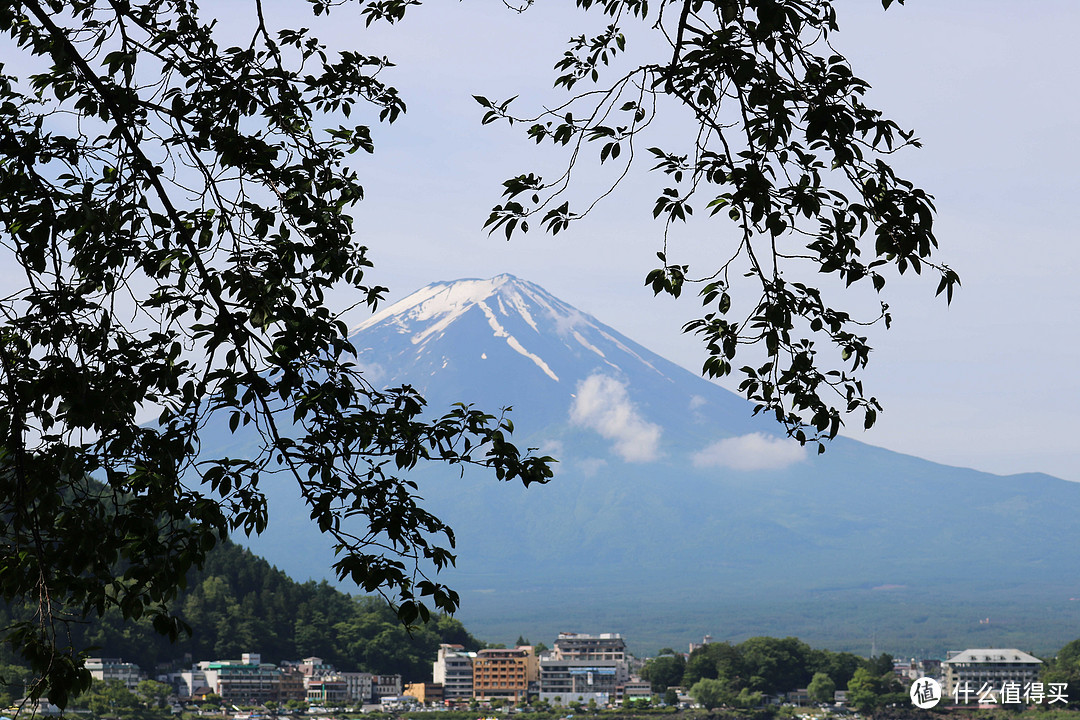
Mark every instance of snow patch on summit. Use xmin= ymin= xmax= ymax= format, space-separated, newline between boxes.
xmin=572 ymin=330 xmax=606 ymax=358
xmin=350 ymin=275 xmax=674 ymax=388
xmin=507 ymin=292 xmax=540 ymax=333
xmin=597 ymin=329 xmax=664 ymax=377
xmin=478 ymin=301 xmax=560 ymax=382
xmin=351 ymin=276 xmax=511 ymax=333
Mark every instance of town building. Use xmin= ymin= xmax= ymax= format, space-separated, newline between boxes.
xmin=340 ymin=671 xmax=374 ymax=704
xmin=472 ymin=647 xmax=537 ymax=702
xmin=786 ymin=688 xmax=810 ymax=705
xmin=306 ymin=675 xmax=349 ymax=705
xmin=616 ymin=680 xmax=653 ymax=704
xmin=539 ymin=633 xmax=630 ymax=704
xmin=196 ymin=652 xmax=282 ymax=703
xmin=178 ymin=668 xmax=208 ymax=700
xmin=404 ymin=682 xmax=445 ymax=705
xmin=372 ymin=674 xmax=403 ymax=701
xmin=278 ymin=667 xmax=307 ymax=702
xmin=553 ymin=633 xmax=627 ymax=662
xmin=942 ymin=649 xmax=1042 ymax=699
xmin=433 ymin=644 xmax=475 ymax=700
xmin=85 ymin=658 xmax=142 ymax=690
xmin=539 ymin=659 xmax=619 ymax=703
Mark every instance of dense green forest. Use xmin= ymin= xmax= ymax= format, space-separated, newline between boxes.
xmin=641 ymin=637 xmax=897 ymax=703
xmin=0 ymin=540 xmax=480 ymax=681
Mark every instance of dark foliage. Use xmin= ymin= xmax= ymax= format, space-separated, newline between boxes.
xmin=0 ymin=0 xmax=551 ymax=707
xmin=479 ymin=0 xmax=955 ymax=448
xmin=0 ymin=539 xmax=480 ymax=682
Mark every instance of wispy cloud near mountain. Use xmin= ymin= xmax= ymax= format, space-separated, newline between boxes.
xmin=692 ymin=432 xmax=806 ymax=471
xmin=570 ymin=373 xmax=662 ymax=462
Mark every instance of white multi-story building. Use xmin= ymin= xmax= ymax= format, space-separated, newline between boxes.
xmin=942 ymin=649 xmax=1042 ymax=699
xmin=306 ymin=675 xmax=349 ymax=705
xmin=340 ymin=671 xmax=374 ymax=704
xmin=553 ymin=633 xmax=627 ymax=662
xmin=372 ymin=674 xmax=403 ymax=700
xmin=539 ymin=660 xmax=620 ymax=703
xmin=539 ymin=633 xmax=630 ymax=705
xmin=196 ymin=652 xmax=282 ymax=703
xmin=433 ymin=644 xmax=475 ymax=700
xmin=85 ymin=658 xmax=142 ymax=690
xmin=295 ymin=657 xmax=334 ymax=678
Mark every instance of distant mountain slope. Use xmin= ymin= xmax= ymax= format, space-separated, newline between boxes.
xmin=231 ymin=275 xmax=1080 ymax=655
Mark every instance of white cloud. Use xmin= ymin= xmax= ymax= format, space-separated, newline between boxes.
xmin=569 ymin=374 xmax=662 ymax=462
xmin=689 ymin=395 xmax=707 ymax=410
xmin=577 ymin=457 xmax=608 ymax=478
xmin=692 ymin=432 xmax=806 ymax=471
xmin=541 ymin=439 xmax=564 ymax=457
xmin=356 ymin=360 xmax=386 ymax=386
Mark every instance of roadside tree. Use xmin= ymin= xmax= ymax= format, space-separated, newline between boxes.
xmin=135 ymin=679 xmax=171 ymax=710
xmin=83 ymin=680 xmax=142 ymax=720
xmin=641 ymin=652 xmax=687 ymax=692
xmin=1041 ymin=639 xmax=1080 ymax=706
xmin=689 ymin=677 xmax=731 ymax=710
xmin=807 ymin=672 xmax=836 ymax=704
xmin=846 ymin=667 xmax=901 ymax=712
xmin=734 ymin=687 xmax=763 ymax=708
xmin=738 ymin=636 xmax=811 ymax=695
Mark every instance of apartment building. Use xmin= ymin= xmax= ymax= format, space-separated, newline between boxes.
xmin=278 ymin=667 xmax=307 ymax=702
xmin=198 ymin=653 xmax=282 ymax=703
xmin=306 ymin=675 xmax=349 ymax=705
xmin=340 ymin=671 xmax=374 ymax=704
xmin=372 ymin=674 xmax=403 ymax=701
xmin=472 ymin=647 xmax=537 ymax=702
xmin=433 ymin=644 xmax=476 ymax=700
xmin=539 ymin=633 xmax=630 ymax=704
xmin=942 ymin=649 xmax=1042 ymax=699
xmin=553 ymin=633 xmax=627 ymax=662
xmin=85 ymin=658 xmax=142 ymax=690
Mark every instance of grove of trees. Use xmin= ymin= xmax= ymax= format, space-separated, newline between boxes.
xmin=1040 ymin=638 xmax=1080 ymax=706
xmin=0 ymin=540 xmax=480 ymax=685
xmin=643 ymin=637 xmax=894 ymax=706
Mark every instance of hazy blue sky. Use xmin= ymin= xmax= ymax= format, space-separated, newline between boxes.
xmin=11 ymin=2 xmax=1080 ymax=482
xmin=275 ymin=0 xmax=1079 ymax=482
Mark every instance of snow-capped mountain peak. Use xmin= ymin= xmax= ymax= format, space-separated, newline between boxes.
xmin=353 ymin=274 xmax=586 ymax=338
xmin=351 ymin=275 xmax=641 ymax=388
xmin=344 ymin=274 xmax=766 ymax=471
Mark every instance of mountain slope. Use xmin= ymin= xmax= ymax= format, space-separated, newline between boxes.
xmin=233 ymin=275 xmax=1080 ymax=655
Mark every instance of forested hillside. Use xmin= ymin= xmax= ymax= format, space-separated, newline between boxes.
xmin=0 ymin=541 xmax=480 ymax=681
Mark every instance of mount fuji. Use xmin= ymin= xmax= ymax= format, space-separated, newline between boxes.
xmin=234 ymin=275 xmax=1080 ymax=655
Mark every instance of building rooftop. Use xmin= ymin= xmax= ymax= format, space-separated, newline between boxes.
xmin=943 ymin=649 xmax=1042 ymax=665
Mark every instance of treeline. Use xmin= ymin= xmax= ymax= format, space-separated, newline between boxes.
xmin=642 ymin=636 xmax=889 ymax=696
xmin=645 ymin=636 xmax=1080 ymax=711
xmin=0 ymin=539 xmax=480 ymax=682
xmin=1040 ymin=638 xmax=1080 ymax=705
xmin=641 ymin=637 xmax=903 ymax=710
